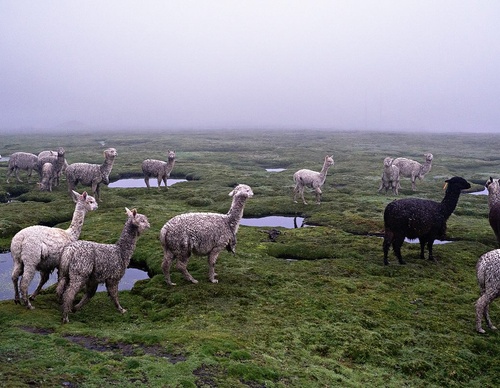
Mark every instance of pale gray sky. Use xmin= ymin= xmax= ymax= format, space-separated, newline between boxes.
xmin=1 ymin=1 xmax=499 ymax=132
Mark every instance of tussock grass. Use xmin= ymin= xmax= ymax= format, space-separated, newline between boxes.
xmin=1 ymin=129 xmax=500 ymax=386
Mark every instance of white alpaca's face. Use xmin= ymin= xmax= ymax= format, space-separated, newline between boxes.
xmin=229 ymin=184 xmax=254 ymax=198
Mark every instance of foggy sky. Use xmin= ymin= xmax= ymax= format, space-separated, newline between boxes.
xmin=1 ymin=1 xmax=499 ymax=133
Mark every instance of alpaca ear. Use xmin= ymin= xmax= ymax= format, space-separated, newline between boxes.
xmin=71 ymin=190 xmax=80 ymax=202
xmin=125 ymin=207 xmax=137 ymax=217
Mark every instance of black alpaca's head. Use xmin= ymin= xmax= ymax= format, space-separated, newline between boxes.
xmin=444 ymin=176 xmax=471 ymax=193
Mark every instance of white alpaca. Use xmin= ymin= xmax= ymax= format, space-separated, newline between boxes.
xmin=65 ymin=148 xmax=117 ymax=201
xmin=160 ymin=184 xmax=253 ymax=285
xmin=10 ymin=191 xmax=98 ymax=309
xmin=378 ymin=157 xmax=400 ymax=195
xmin=392 ymin=153 xmax=433 ymax=191
xmin=57 ymin=208 xmax=150 ymax=323
xmin=142 ymin=150 xmax=176 ymax=189
xmin=293 ymin=155 xmax=334 ymax=204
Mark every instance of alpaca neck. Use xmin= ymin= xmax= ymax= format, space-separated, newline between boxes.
xmin=100 ymin=157 xmax=116 ymax=174
xmin=420 ymin=160 xmax=432 ymax=175
xmin=488 ymin=194 xmax=500 ymax=209
xmin=66 ymin=203 xmax=88 ymax=240
xmin=117 ymin=222 xmax=139 ymax=265
xmin=440 ymin=188 xmax=462 ymax=219
xmin=167 ymin=157 xmax=175 ymax=169
xmin=319 ymin=162 xmax=332 ymax=178
xmin=226 ymin=196 xmax=247 ymax=232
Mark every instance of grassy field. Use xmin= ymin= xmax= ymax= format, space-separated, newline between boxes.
xmin=1 ymin=129 xmax=500 ymax=387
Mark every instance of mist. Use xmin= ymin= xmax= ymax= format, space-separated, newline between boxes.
xmin=1 ymin=1 xmax=499 ymax=133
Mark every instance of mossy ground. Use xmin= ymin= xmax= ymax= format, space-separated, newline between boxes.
xmin=0 ymin=129 xmax=499 ymax=387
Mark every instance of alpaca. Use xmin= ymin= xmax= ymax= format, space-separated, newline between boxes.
xmin=486 ymin=177 xmax=500 ymax=209
xmin=160 ymin=184 xmax=253 ymax=285
xmin=37 ymin=147 xmax=67 ymax=186
xmin=392 ymin=153 xmax=433 ymax=191
xmin=383 ymin=176 xmax=471 ymax=265
xmin=475 ymin=249 xmax=500 ymax=333
xmin=65 ymin=148 xmax=117 ymax=201
xmin=486 ymin=177 xmax=500 ymax=246
xmin=378 ymin=157 xmax=400 ymax=195
xmin=39 ymin=162 xmax=56 ymax=192
xmin=142 ymin=150 xmax=176 ymax=189
xmin=10 ymin=191 xmax=98 ymax=309
xmin=57 ymin=208 xmax=150 ymax=323
xmin=6 ymin=152 xmax=39 ymax=183
xmin=293 ymin=155 xmax=334 ymax=204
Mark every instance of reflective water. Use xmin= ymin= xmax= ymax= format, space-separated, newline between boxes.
xmin=108 ymin=178 xmax=187 ymax=188
xmin=469 ymin=187 xmax=487 ymax=195
xmin=241 ymin=216 xmax=305 ymax=228
xmin=404 ymin=238 xmax=451 ymax=245
xmin=266 ymin=168 xmax=286 ymax=172
xmin=0 ymin=252 xmax=149 ymax=301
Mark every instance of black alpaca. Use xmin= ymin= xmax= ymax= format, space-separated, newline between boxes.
xmin=383 ymin=176 xmax=471 ymax=265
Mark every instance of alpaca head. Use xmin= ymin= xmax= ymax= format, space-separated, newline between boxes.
xmin=383 ymin=157 xmax=393 ymax=167
xmin=324 ymin=155 xmax=334 ymax=168
xmin=125 ymin=207 xmax=150 ymax=235
xmin=72 ymin=190 xmax=98 ymax=211
xmin=167 ymin=150 xmax=176 ymax=161
xmin=424 ymin=153 xmax=433 ymax=162
xmin=443 ymin=176 xmax=471 ymax=193
xmin=104 ymin=148 xmax=118 ymax=159
xmin=486 ymin=177 xmax=500 ymax=195
xmin=229 ymin=184 xmax=254 ymax=200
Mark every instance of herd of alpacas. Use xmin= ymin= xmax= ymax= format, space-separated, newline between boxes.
xmin=4 ymin=147 xmax=500 ymax=332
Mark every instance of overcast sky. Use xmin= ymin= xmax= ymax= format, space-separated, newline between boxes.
xmin=1 ymin=1 xmax=499 ymax=133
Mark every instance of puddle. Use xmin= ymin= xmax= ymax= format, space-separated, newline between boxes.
xmin=0 ymin=252 xmax=149 ymax=301
xmin=469 ymin=187 xmax=487 ymax=195
xmin=404 ymin=238 xmax=451 ymax=245
xmin=108 ymin=178 xmax=187 ymax=188
xmin=266 ymin=168 xmax=286 ymax=172
xmin=240 ymin=216 xmax=305 ymax=228
xmin=0 ymin=156 xmax=10 ymax=162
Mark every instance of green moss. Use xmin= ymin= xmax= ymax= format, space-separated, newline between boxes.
xmin=1 ymin=129 xmax=500 ymax=386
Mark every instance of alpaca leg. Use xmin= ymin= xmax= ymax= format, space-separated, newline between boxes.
xmin=29 ymin=270 xmax=51 ymax=300
xmin=419 ymin=240 xmax=426 ymax=260
xmin=19 ymin=267 xmax=37 ymax=309
xmin=106 ymin=280 xmax=126 ymax=314
xmin=27 ymin=168 xmax=33 ymax=183
xmin=11 ymin=261 xmax=23 ymax=305
xmin=411 ymin=175 xmax=417 ymax=190
xmin=157 ymin=176 xmax=162 ymax=189
xmin=93 ymin=182 xmax=100 ymax=201
xmin=207 ymin=251 xmax=221 ymax=283
xmin=293 ymin=184 xmax=300 ymax=203
xmin=15 ymin=168 xmax=23 ymax=183
xmin=382 ymin=232 xmax=392 ymax=265
xmin=176 ymin=256 xmax=198 ymax=284
xmin=62 ymin=278 xmax=86 ymax=323
xmin=427 ymin=240 xmax=436 ymax=262
xmin=314 ymin=187 xmax=322 ymax=204
xmin=161 ymin=250 xmax=176 ymax=285
xmin=392 ymin=236 xmax=406 ymax=265
xmin=55 ymin=276 xmax=67 ymax=302
xmin=484 ymin=301 xmax=498 ymax=331
xmin=73 ymin=281 xmax=98 ymax=311
xmin=476 ymin=293 xmax=498 ymax=333
xmin=144 ymin=175 xmax=150 ymax=189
